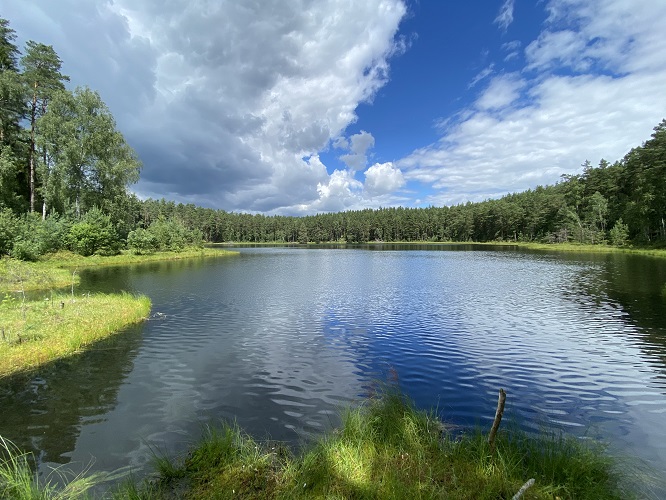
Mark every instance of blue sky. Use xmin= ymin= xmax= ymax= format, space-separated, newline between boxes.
xmin=322 ymin=2 xmax=545 ymax=164
xmin=3 ymin=0 xmax=666 ymax=214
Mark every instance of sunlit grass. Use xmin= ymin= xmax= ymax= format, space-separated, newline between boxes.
xmin=475 ymin=241 xmax=666 ymax=258
xmin=0 ymin=248 xmax=238 ymax=294
xmin=39 ymin=247 xmax=239 ymax=268
xmin=123 ymin=388 xmax=632 ymax=499
xmin=0 ymin=258 xmax=79 ymax=293
xmin=0 ymin=292 xmax=151 ymax=378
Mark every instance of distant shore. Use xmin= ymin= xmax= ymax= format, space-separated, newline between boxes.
xmin=213 ymin=240 xmax=666 ymax=258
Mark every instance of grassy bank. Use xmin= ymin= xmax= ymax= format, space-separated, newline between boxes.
xmin=0 ymin=292 xmax=151 ymax=378
xmin=0 ymin=435 xmax=102 ymax=500
xmin=0 ymin=247 xmax=238 ymax=293
xmin=378 ymin=240 xmax=666 ymax=258
xmin=122 ymin=389 xmax=628 ymax=499
xmin=0 ymin=258 xmax=79 ymax=293
xmin=39 ymin=247 xmax=239 ymax=269
xmin=485 ymin=241 xmax=666 ymax=257
xmin=0 ymin=389 xmax=637 ymax=498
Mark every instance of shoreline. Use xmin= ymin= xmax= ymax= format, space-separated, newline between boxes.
xmin=213 ymin=240 xmax=666 ymax=258
xmin=0 ymin=388 xmax=636 ymax=498
xmin=1 ymin=247 xmax=239 ymax=293
xmin=0 ymin=292 xmax=151 ymax=378
xmin=0 ymin=247 xmax=240 ymax=377
xmin=118 ymin=388 xmax=632 ymax=499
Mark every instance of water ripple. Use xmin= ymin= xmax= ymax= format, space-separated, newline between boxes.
xmin=2 ymin=247 xmax=665 ymax=494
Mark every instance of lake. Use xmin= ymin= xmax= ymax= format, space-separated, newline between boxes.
xmin=1 ymin=245 xmax=666 ymax=494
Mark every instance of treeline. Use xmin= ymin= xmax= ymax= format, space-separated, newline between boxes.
xmin=1 ymin=17 xmax=665 ymax=260
xmin=132 ymin=120 xmax=665 ymax=247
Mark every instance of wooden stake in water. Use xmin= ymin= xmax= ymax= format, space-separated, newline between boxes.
xmin=488 ymin=388 xmax=506 ymax=453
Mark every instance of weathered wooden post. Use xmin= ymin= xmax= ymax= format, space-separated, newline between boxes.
xmin=488 ymin=388 xmax=506 ymax=453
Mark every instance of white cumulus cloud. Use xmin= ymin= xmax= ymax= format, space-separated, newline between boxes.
xmin=398 ymin=0 xmax=666 ymax=207
xmin=339 ymin=131 xmax=376 ymax=171
xmin=364 ymin=162 xmax=405 ymax=196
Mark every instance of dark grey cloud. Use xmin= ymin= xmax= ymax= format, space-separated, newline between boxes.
xmin=4 ymin=0 xmax=407 ymax=213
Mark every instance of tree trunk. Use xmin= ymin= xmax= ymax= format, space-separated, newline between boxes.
xmin=29 ymin=84 xmax=37 ymax=213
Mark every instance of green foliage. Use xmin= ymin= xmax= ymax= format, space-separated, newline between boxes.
xmin=0 ymin=18 xmax=142 ymax=217
xmin=620 ymin=120 xmax=666 ymax=241
xmin=10 ymin=213 xmax=46 ymax=261
xmin=127 ymin=227 xmax=158 ymax=254
xmin=21 ymin=39 xmax=69 ymax=214
xmin=0 ymin=147 xmax=23 ymax=211
xmin=298 ymin=222 xmax=308 ymax=244
xmin=146 ymin=218 xmax=187 ymax=251
xmin=0 ymin=211 xmax=71 ymax=260
xmin=36 ymin=87 xmax=141 ymax=217
xmin=0 ymin=207 xmax=17 ymax=255
xmin=67 ymin=208 xmax=119 ymax=256
xmin=609 ymin=218 xmax=630 ymax=247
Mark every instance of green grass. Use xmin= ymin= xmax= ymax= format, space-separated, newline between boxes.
xmin=0 ymin=292 xmax=151 ymax=378
xmin=0 ymin=435 xmax=101 ymax=499
xmin=124 ymin=388 xmax=631 ymax=499
xmin=38 ymin=247 xmax=239 ymax=269
xmin=363 ymin=240 xmax=666 ymax=259
xmin=0 ymin=247 xmax=239 ymax=294
xmin=0 ymin=388 xmax=642 ymax=499
xmin=0 ymin=258 xmax=80 ymax=293
xmin=493 ymin=241 xmax=666 ymax=257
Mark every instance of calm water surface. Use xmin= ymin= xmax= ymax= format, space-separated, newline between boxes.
xmin=1 ymin=246 xmax=666 ymax=494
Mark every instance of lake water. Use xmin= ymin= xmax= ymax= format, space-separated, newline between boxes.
xmin=1 ymin=245 xmax=666 ymax=495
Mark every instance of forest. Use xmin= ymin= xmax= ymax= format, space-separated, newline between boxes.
xmin=1 ymin=17 xmax=665 ymax=260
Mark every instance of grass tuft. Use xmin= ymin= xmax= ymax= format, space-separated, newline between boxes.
xmin=119 ymin=386 xmax=632 ymax=499
xmin=0 ymin=435 xmax=102 ymax=499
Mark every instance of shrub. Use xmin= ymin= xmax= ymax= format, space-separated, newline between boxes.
xmin=9 ymin=213 xmax=42 ymax=261
xmin=138 ymin=217 xmax=203 ymax=252
xmin=127 ymin=228 xmax=158 ymax=254
xmin=0 ymin=208 xmax=18 ymax=256
xmin=609 ymin=218 xmax=629 ymax=247
xmin=37 ymin=214 xmax=71 ymax=254
xmin=67 ymin=208 xmax=120 ymax=256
